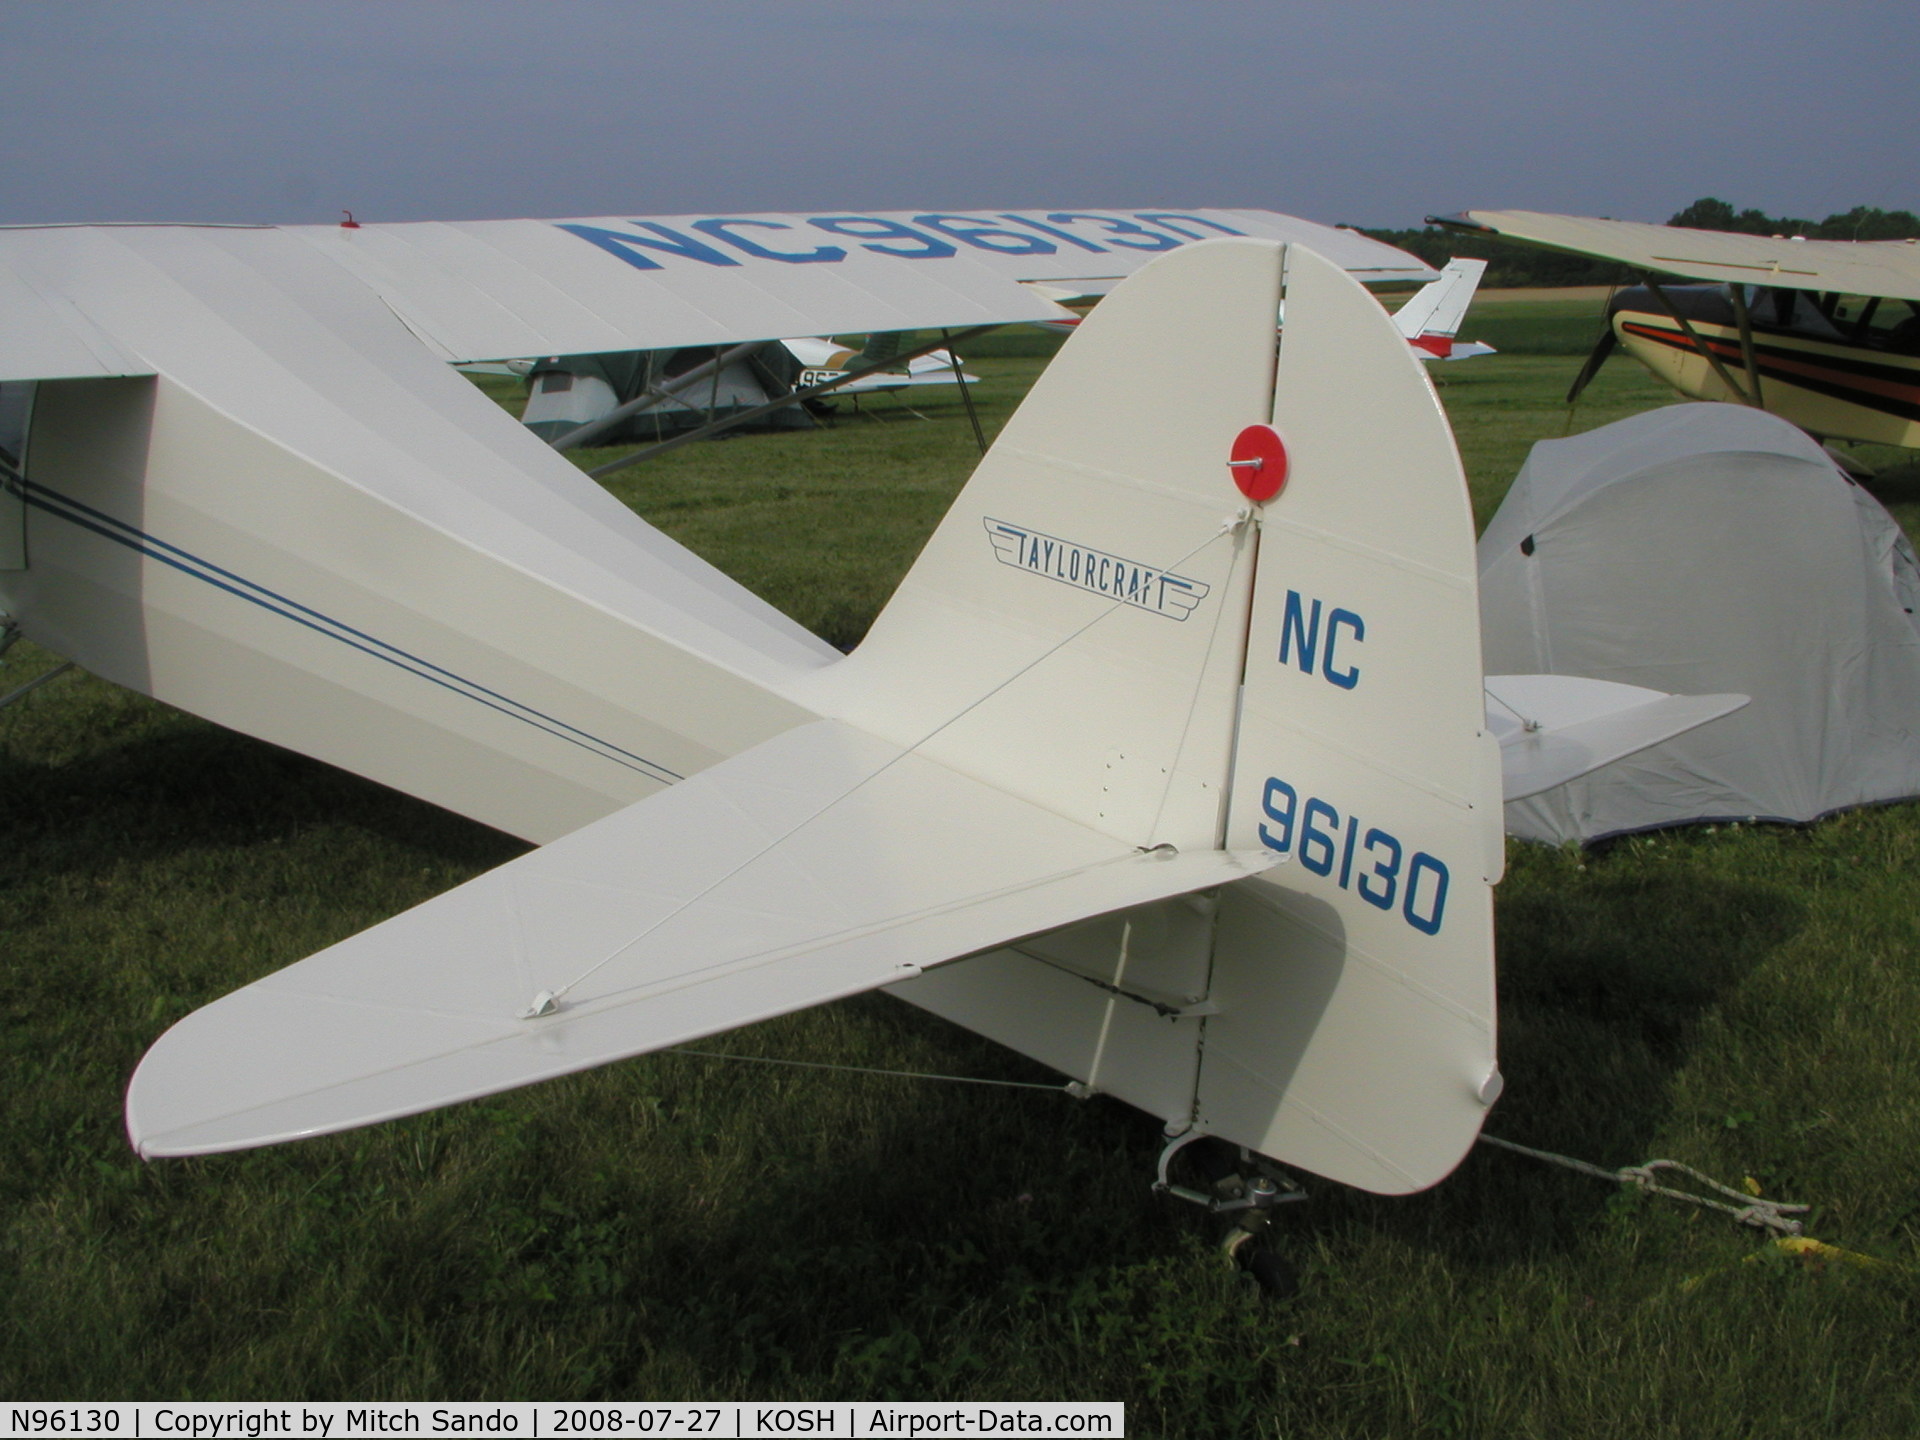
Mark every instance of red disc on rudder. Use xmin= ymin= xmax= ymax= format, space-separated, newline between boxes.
xmin=1229 ymin=424 xmax=1288 ymax=502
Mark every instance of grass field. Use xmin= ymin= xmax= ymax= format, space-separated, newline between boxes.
xmin=3 ymin=319 xmax=1918 ymax=1436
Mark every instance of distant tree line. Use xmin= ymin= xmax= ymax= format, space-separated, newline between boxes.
xmin=1666 ymin=197 xmax=1920 ymax=240
xmin=1355 ymin=198 xmax=1920 ymax=288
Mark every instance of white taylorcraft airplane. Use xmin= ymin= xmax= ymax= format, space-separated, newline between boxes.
xmin=0 ymin=207 xmax=1742 ymax=1208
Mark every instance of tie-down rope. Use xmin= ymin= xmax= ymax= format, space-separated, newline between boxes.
xmin=1479 ymin=1132 xmax=1808 ymax=1235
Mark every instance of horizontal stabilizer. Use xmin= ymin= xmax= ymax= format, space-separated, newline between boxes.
xmin=1485 ymin=674 xmax=1748 ymax=802
xmin=128 ymin=719 xmax=1274 ymax=1156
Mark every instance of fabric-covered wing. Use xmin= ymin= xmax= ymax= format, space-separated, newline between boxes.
xmin=1435 ymin=210 xmax=1920 ymax=302
xmin=280 ymin=209 xmax=1430 ymax=364
xmin=0 ymin=210 xmax=1429 ymax=376
xmin=0 ymin=240 xmax=152 ymax=381
xmin=127 ymin=719 xmax=1274 ymax=1156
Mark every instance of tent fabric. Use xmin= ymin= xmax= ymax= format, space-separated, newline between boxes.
xmin=1479 ymin=403 xmax=1920 ymax=843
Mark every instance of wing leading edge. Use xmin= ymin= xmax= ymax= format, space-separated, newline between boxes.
xmin=127 ymin=718 xmax=1275 ymax=1156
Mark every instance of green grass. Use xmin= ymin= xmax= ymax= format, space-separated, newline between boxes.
xmin=1456 ymin=294 xmax=1621 ymax=357
xmin=3 ymin=349 xmax=1918 ymax=1435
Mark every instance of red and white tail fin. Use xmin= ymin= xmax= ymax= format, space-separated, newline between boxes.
xmin=1395 ymin=256 xmax=1495 ymax=360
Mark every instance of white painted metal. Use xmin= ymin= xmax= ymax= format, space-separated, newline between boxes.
xmin=0 ymin=242 xmax=151 ymax=382
xmin=0 ymin=211 xmax=1425 ymax=387
xmin=1391 ymin=257 xmax=1485 ymax=342
xmin=803 ymin=237 xmax=1281 ymax=846
xmin=779 ymin=337 xmax=977 ymax=393
xmin=836 ymin=237 xmax=1284 ymax=1133
xmin=276 ymin=210 xmax=1428 ymax=365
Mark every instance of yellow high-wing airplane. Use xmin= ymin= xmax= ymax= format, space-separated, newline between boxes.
xmin=1435 ymin=209 xmax=1920 ymax=449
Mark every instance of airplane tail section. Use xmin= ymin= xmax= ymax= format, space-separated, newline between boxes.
xmin=1197 ymin=244 xmax=1506 ymax=1193
xmin=129 ymin=238 xmax=1298 ymax=1158
xmin=812 ymin=237 xmax=1286 ymax=850
xmin=1394 ymin=257 xmax=1493 ymax=360
xmin=815 ymin=239 xmax=1509 ymax=1192
xmin=113 ymin=232 xmax=1752 ymax=1190
xmin=129 ymin=717 xmax=1274 ymax=1156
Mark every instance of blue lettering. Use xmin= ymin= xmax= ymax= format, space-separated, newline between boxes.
xmin=1279 ymin=591 xmax=1321 ymax=674
xmin=1255 ymin=778 xmax=1445 ymax=935
xmin=1137 ymin=212 xmax=1247 ymax=240
xmin=691 ymin=218 xmax=846 ymax=264
xmin=1357 ymin=828 xmax=1401 ymax=910
xmin=1323 ymin=607 xmax=1364 ymax=689
xmin=1404 ymin=853 xmax=1449 ymax=935
xmin=1258 ymin=779 xmax=1297 ymax=853
xmin=1299 ymin=799 xmax=1339 ymax=876
xmin=1337 ymin=812 xmax=1360 ymax=888
xmin=914 ymin=213 xmax=1055 ymax=255
xmin=999 ymin=213 xmax=1108 ymax=253
xmin=809 ymin=216 xmax=955 ymax=259
xmin=1047 ymin=213 xmax=1181 ymax=252
xmin=556 ymin=221 xmax=740 ymax=270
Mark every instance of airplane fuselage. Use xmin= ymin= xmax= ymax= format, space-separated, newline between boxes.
xmin=1608 ymin=283 xmax=1920 ymax=448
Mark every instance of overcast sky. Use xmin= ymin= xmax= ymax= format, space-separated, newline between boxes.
xmin=4 ymin=1 xmax=1913 ymax=231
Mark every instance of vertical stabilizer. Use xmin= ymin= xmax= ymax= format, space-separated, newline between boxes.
xmin=811 ymin=238 xmax=1286 ymax=850
xmin=835 ymin=238 xmax=1285 ymax=1131
xmin=1197 ymin=245 xmax=1504 ymax=1193
xmin=1392 ymin=257 xmax=1488 ymax=345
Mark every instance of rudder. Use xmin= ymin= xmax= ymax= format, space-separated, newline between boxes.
xmin=1199 ymin=244 xmax=1504 ymax=1193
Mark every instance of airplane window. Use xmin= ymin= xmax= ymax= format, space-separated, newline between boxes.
xmin=1864 ymin=299 xmax=1920 ymax=355
xmin=1831 ymin=294 xmax=1873 ymax=329
xmin=1765 ymin=289 xmax=1845 ymax=340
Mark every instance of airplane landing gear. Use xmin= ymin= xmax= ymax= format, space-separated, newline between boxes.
xmin=1154 ymin=1128 xmax=1307 ymax=1300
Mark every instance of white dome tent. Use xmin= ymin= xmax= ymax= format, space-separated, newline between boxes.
xmin=1479 ymin=404 xmax=1920 ymax=844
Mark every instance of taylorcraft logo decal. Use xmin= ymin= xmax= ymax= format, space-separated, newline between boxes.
xmin=984 ymin=518 xmax=1209 ymax=620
